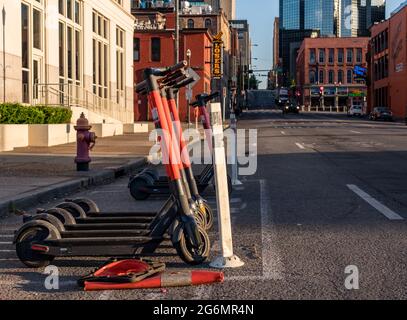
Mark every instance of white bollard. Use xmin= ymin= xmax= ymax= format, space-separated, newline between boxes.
xmin=230 ymin=112 xmax=242 ymax=186
xmin=209 ymin=103 xmax=244 ymax=269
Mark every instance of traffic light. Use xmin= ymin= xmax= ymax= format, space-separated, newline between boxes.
xmin=319 ymin=86 xmax=324 ymax=98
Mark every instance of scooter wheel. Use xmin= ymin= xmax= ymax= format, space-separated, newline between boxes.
xmin=194 ymin=209 xmax=206 ymax=230
xmin=173 ymin=225 xmax=210 ymax=265
xmin=142 ymin=167 xmax=160 ymax=181
xmin=200 ymin=202 xmax=214 ymax=231
xmin=56 ymin=202 xmax=86 ymax=219
xmin=129 ymin=175 xmax=153 ymax=201
xmin=45 ymin=208 xmax=77 ymax=225
xmin=67 ymin=198 xmax=100 ymax=215
xmin=32 ymin=214 xmax=66 ymax=233
xmin=15 ymin=221 xmax=59 ymax=268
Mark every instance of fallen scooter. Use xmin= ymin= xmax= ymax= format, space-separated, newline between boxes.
xmin=14 ymin=62 xmax=210 ymax=268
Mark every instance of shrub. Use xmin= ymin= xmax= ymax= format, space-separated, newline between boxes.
xmin=0 ymin=103 xmax=72 ymax=124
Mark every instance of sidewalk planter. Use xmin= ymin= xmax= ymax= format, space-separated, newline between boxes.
xmin=28 ymin=124 xmax=76 ymax=147
xmin=92 ymin=123 xmax=124 ymax=138
xmin=0 ymin=124 xmax=29 ymax=152
xmin=123 ymin=123 xmax=149 ymax=134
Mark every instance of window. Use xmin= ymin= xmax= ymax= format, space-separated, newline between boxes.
xmin=347 ymin=49 xmax=353 ymax=64
xmin=67 ymin=0 xmax=72 ymax=20
xmin=59 ymin=23 xmax=64 ymax=77
xmin=92 ymin=10 xmax=109 ymax=98
xmin=338 ymin=49 xmax=344 ymax=64
xmin=319 ymin=49 xmax=325 ymax=63
xmin=116 ymin=27 xmax=125 ymax=104
xmin=205 ymin=18 xmax=212 ymax=29
xmin=187 ymin=19 xmax=194 ymax=29
xmin=319 ymin=70 xmax=324 ymax=84
xmin=328 ymin=48 xmax=334 ymax=64
xmin=151 ymin=37 xmax=161 ymax=62
xmin=309 ymin=70 xmax=316 ymax=84
xmin=59 ymin=0 xmax=64 ymax=15
xmin=74 ymin=1 xmax=80 ymax=24
xmin=134 ymin=38 xmax=140 ymax=61
xmin=309 ymin=49 xmax=316 ymax=64
xmin=338 ymin=70 xmax=343 ymax=84
xmin=328 ymin=70 xmax=334 ymax=84
xmin=356 ymin=48 xmax=362 ymax=63
xmin=21 ymin=3 xmax=30 ymax=103
xmin=347 ymin=69 xmax=352 ymax=84
xmin=33 ymin=9 xmax=41 ymax=49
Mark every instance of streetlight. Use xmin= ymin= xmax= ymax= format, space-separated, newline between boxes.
xmin=186 ymin=49 xmax=192 ymax=127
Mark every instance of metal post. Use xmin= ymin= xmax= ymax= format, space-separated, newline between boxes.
xmin=174 ymin=0 xmax=180 ymax=108
xmin=209 ymin=102 xmax=244 ymax=269
xmin=187 ymin=49 xmax=191 ymax=128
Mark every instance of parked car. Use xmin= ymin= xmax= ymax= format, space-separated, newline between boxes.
xmin=369 ymin=107 xmax=393 ymax=121
xmin=282 ymin=101 xmax=300 ymax=114
xmin=347 ymin=105 xmax=363 ymax=117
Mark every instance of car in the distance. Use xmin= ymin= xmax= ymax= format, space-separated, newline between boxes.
xmin=347 ymin=105 xmax=363 ymax=117
xmin=282 ymin=101 xmax=300 ymax=114
xmin=369 ymin=107 xmax=393 ymax=121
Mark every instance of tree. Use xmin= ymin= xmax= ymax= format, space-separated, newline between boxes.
xmin=249 ymin=75 xmax=260 ymax=90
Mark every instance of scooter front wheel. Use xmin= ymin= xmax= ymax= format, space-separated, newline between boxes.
xmin=173 ymin=225 xmax=210 ymax=265
xmin=200 ymin=202 xmax=214 ymax=231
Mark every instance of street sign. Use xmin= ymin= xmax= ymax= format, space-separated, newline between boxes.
xmin=212 ymin=32 xmax=223 ymax=79
xmin=186 ymin=67 xmax=200 ymax=88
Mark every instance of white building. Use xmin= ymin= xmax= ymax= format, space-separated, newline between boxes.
xmin=0 ymin=0 xmax=135 ymax=123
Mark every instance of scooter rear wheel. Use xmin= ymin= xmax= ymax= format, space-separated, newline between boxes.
xmin=129 ymin=175 xmax=154 ymax=200
xmin=15 ymin=221 xmax=59 ymax=268
xmin=173 ymin=225 xmax=210 ymax=265
xmin=56 ymin=202 xmax=86 ymax=219
xmin=67 ymin=198 xmax=100 ymax=215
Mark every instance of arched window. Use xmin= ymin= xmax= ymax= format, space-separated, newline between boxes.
xmin=347 ymin=69 xmax=353 ymax=83
xmin=328 ymin=70 xmax=334 ymax=84
xmin=338 ymin=70 xmax=343 ymax=84
xmin=205 ymin=18 xmax=212 ymax=29
xmin=309 ymin=70 xmax=316 ymax=84
xmin=187 ymin=19 xmax=194 ymax=29
xmin=319 ymin=70 xmax=324 ymax=84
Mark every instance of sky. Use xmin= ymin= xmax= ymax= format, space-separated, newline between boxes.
xmin=236 ymin=0 xmax=405 ymax=89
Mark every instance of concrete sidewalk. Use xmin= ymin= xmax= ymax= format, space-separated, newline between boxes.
xmin=0 ymin=133 xmax=154 ymax=217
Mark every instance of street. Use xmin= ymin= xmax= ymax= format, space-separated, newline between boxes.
xmin=1 ymin=111 xmax=407 ymax=300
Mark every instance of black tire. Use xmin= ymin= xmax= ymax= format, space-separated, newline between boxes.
xmin=32 ymin=214 xmax=65 ymax=233
xmin=129 ymin=175 xmax=153 ymax=200
xmin=194 ymin=209 xmax=206 ymax=230
xmin=142 ymin=167 xmax=160 ymax=181
xmin=200 ymin=202 xmax=214 ymax=231
xmin=173 ymin=225 xmax=210 ymax=265
xmin=15 ymin=221 xmax=59 ymax=268
xmin=56 ymin=202 xmax=86 ymax=219
xmin=68 ymin=198 xmax=100 ymax=215
xmin=46 ymin=208 xmax=76 ymax=225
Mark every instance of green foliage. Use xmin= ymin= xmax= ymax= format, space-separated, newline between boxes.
xmin=0 ymin=104 xmax=72 ymax=124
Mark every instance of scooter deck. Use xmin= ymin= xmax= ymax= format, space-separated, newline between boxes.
xmin=65 ymin=222 xmax=152 ymax=231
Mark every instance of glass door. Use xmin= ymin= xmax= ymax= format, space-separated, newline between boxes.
xmin=32 ymin=57 xmax=42 ymax=102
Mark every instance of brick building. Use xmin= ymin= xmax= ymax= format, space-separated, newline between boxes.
xmin=367 ymin=5 xmax=407 ymax=119
xmin=296 ymin=37 xmax=369 ymax=109
xmin=132 ymin=8 xmax=212 ymax=121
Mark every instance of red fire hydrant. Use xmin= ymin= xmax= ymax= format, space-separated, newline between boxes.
xmin=74 ymin=113 xmax=97 ymax=171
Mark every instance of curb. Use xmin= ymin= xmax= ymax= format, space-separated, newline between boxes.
xmin=0 ymin=157 xmax=147 ymax=218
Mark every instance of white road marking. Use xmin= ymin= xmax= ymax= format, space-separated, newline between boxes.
xmin=295 ymin=143 xmax=306 ymax=150
xmin=259 ymin=180 xmax=284 ymax=280
xmin=347 ymin=184 xmax=404 ymax=221
xmin=0 ymin=235 xmax=13 ymax=238
xmin=281 ymin=131 xmax=286 ymax=135
xmin=0 ymin=242 xmax=12 ymax=245
xmin=350 ymin=130 xmax=361 ymax=134
xmin=0 ymin=250 xmax=14 ymax=253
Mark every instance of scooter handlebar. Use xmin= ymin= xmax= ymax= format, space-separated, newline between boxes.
xmin=190 ymin=92 xmax=219 ymax=107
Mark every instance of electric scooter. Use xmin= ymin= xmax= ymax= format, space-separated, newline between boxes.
xmin=14 ymin=62 xmax=210 ymax=268
xmin=129 ymin=92 xmax=232 ymax=200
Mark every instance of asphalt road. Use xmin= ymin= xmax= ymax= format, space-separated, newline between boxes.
xmin=1 ymin=110 xmax=407 ymax=300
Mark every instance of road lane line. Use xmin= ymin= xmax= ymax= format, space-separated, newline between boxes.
xmin=0 ymin=242 xmax=12 ymax=245
xmin=347 ymin=184 xmax=404 ymax=221
xmin=281 ymin=131 xmax=286 ymax=135
xmin=0 ymin=250 xmax=15 ymax=253
xmin=295 ymin=143 xmax=305 ymax=150
xmin=0 ymin=235 xmax=13 ymax=238
xmin=260 ymin=180 xmax=284 ymax=280
xmin=350 ymin=130 xmax=361 ymax=134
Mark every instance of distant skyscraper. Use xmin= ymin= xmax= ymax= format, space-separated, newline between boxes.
xmin=203 ymin=0 xmax=236 ymax=19
xmin=304 ymin=0 xmax=335 ymax=36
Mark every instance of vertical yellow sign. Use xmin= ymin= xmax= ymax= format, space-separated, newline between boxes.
xmin=212 ymin=32 xmax=223 ymax=79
